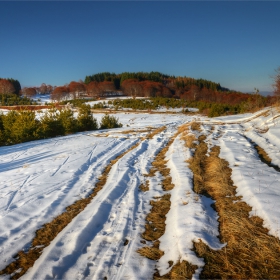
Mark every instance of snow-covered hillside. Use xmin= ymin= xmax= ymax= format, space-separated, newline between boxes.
xmin=0 ymin=108 xmax=280 ymax=279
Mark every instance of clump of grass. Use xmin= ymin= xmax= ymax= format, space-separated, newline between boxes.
xmin=141 ymin=194 xmax=171 ymax=241
xmin=190 ymin=121 xmax=201 ymax=131
xmin=154 ymin=260 xmax=198 ymax=280
xmin=139 ymin=180 xmax=149 ymax=192
xmin=178 ymin=123 xmax=197 ymax=149
xmin=254 ymin=144 xmax=272 ymax=164
xmin=120 ymin=128 xmax=153 ymax=134
xmin=137 ymin=242 xmax=164 ymax=261
xmin=181 ymin=132 xmax=196 ymax=149
xmin=146 ymin=126 xmax=166 ymax=139
xmin=177 ymin=123 xmax=190 ymax=134
xmin=193 ymin=145 xmax=280 ymax=279
xmin=253 ymin=144 xmax=280 ymax=172
xmin=186 ymin=135 xmax=208 ymax=195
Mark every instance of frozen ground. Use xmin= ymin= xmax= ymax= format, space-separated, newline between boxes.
xmin=0 ymin=107 xmax=280 ymax=279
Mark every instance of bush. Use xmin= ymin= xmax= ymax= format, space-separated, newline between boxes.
xmin=208 ymin=104 xmax=227 ymax=117
xmin=0 ymin=93 xmax=37 ymax=106
xmin=2 ymin=110 xmax=19 ymax=143
xmin=58 ymin=109 xmax=77 ymax=134
xmin=10 ymin=111 xmax=41 ymax=143
xmin=0 ymin=110 xmax=122 ymax=147
xmin=100 ymin=114 xmax=123 ymax=129
xmin=77 ymin=104 xmax=98 ymax=131
xmin=40 ymin=109 xmax=64 ymax=138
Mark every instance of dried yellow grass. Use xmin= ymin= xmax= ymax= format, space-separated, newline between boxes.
xmin=190 ymin=121 xmax=201 ymax=131
xmin=120 ymin=128 xmax=153 ymax=134
xmin=181 ymin=130 xmax=280 ymax=279
xmin=140 ymin=193 xmax=171 ymax=244
xmin=181 ymin=132 xmax=196 ymax=149
xmin=186 ymin=135 xmax=208 ymax=195
xmin=154 ymin=260 xmax=198 ymax=280
xmin=253 ymin=144 xmax=280 ymax=172
xmin=137 ymin=246 xmax=164 ymax=261
xmin=177 ymin=123 xmax=190 ymax=134
xmin=146 ymin=126 xmax=166 ymax=139
xmin=139 ymin=180 xmax=149 ymax=192
xmin=138 ymin=132 xmax=177 ymax=262
xmin=193 ymin=145 xmax=280 ymax=279
xmin=139 ymin=129 xmax=197 ymax=279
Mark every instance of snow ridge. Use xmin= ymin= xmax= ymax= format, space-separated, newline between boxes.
xmin=157 ymin=136 xmax=223 ymax=278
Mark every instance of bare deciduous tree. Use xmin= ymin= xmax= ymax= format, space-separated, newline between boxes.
xmin=0 ymin=79 xmax=15 ymax=94
xmin=51 ymin=86 xmax=69 ymax=101
xmin=21 ymin=87 xmax=37 ymax=97
xmin=69 ymin=81 xmax=86 ymax=99
xmin=273 ymin=67 xmax=280 ymax=101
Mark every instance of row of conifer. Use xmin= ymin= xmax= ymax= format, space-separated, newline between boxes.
xmin=0 ymin=104 xmax=122 ymax=146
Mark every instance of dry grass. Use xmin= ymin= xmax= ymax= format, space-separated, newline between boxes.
xmin=177 ymin=123 xmax=190 ymax=134
xmin=154 ymin=260 xmax=198 ymax=280
xmin=178 ymin=123 xmax=197 ymax=149
xmin=138 ymin=132 xmax=177 ymax=262
xmin=141 ymin=194 xmax=171 ymax=241
xmin=254 ymin=144 xmax=272 ymax=164
xmin=0 ymin=127 xmax=168 ymax=279
xmin=186 ymin=135 xmax=208 ymax=195
xmin=181 ymin=132 xmax=196 ymax=149
xmin=137 ymin=242 xmax=164 ymax=261
xmin=120 ymin=128 xmax=153 ymax=134
xmin=139 ymin=129 xmax=198 ymax=279
xmin=190 ymin=121 xmax=201 ymax=131
xmin=146 ymin=126 xmax=166 ymax=139
xmin=191 ymin=144 xmax=280 ymax=279
xmin=139 ymin=180 xmax=150 ymax=192
xmin=254 ymin=144 xmax=280 ymax=172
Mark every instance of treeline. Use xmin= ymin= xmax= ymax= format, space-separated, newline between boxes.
xmin=111 ymin=96 xmax=274 ymax=117
xmin=0 ymin=93 xmax=38 ymax=106
xmin=84 ymin=71 xmax=229 ymax=92
xmin=84 ymin=71 xmax=170 ymax=88
xmin=0 ymin=105 xmax=122 ymax=146
xmin=111 ymin=97 xmax=185 ymax=110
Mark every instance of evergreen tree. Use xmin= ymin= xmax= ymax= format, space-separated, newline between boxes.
xmin=77 ymin=104 xmax=98 ymax=131
xmin=2 ymin=110 xmax=19 ymax=143
xmin=57 ymin=109 xmax=77 ymax=134
xmin=10 ymin=111 xmax=41 ymax=143
xmin=40 ymin=109 xmax=64 ymax=138
xmin=100 ymin=114 xmax=123 ymax=129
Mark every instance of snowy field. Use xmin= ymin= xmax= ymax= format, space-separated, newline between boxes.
xmin=0 ymin=107 xmax=280 ymax=279
xmin=22 ymin=94 xmax=198 ymax=113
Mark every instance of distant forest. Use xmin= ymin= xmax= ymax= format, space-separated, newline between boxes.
xmin=0 ymin=71 xmax=279 ymax=117
xmin=83 ymin=71 xmax=276 ymax=113
xmin=84 ymin=71 xmax=230 ymax=93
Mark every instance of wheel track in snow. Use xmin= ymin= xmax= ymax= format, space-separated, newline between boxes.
xmin=0 ymin=126 xmax=169 ymax=279
xmin=0 ymin=138 xmax=131 ymax=216
xmin=5 ymin=175 xmax=31 ymax=212
xmin=22 ymin=125 xmax=176 ymax=280
xmin=0 ymin=137 xmax=137 ymax=275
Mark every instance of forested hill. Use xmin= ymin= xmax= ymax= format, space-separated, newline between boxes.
xmin=84 ymin=71 xmax=230 ymax=92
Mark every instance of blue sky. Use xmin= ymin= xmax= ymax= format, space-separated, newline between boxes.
xmin=0 ymin=1 xmax=279 ymax=93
